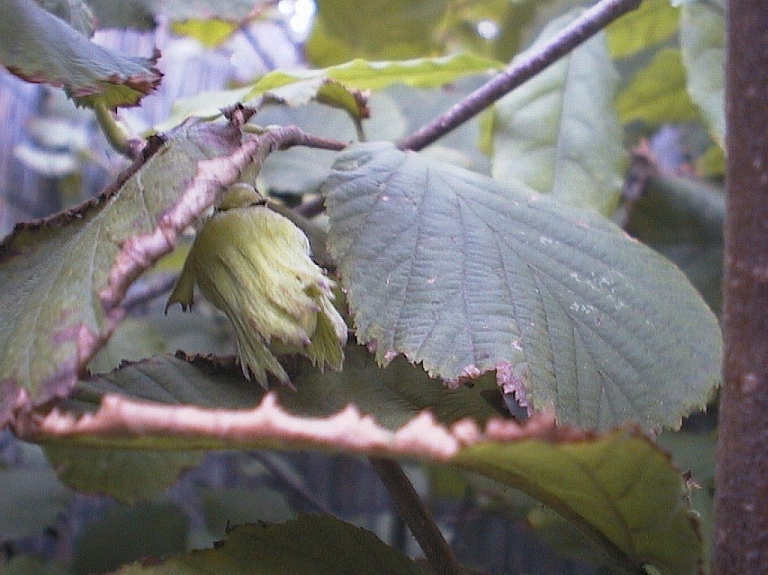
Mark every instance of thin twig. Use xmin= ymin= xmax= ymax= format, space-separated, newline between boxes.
xmin=398 ymin=0 xmax=642 ymax=152
xmin=370 ymin=457 xmax=467 ymax=575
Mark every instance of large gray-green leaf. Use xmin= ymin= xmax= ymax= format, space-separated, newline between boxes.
xmin=0 ymin=0 xmax=161 ymax=108
xmin=324 ymin=142 xmax=721 ymax=430
xmin=491 ymin=15 xmax=624 ymax=216
xmin=680 ymin=1 xmax=725 ymax=144
xmin=0 ymin=121 xmax=241 ymax=421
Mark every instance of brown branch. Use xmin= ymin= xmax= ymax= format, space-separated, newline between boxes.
xmin=369 ymin=457 xmax=468 ymax=575
xmin=712 ymin=1 xmax=768 ymax=573
xmin=397 ymin=0 xmax=642 ymax=152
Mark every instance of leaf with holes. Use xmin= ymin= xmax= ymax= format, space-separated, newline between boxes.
xmin=324 ymin=142 xmax=721 ymax=430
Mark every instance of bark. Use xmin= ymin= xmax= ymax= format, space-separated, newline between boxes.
xmin=713 ymin=2 xmax=768 ymax=573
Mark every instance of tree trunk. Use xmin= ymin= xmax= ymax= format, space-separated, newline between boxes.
xmin=713 ymin=2 xmax=768 ymax=573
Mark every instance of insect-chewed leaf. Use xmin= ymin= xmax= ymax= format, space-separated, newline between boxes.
xmin=324 ymin=142 xmax=721 ymax=431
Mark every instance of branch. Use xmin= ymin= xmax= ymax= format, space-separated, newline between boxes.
xmin=712 ymin=0 xmax=768 ymax=572
xmin=370 ymin=457 xmax=468 ymax=575
xmin=397 ymin=0 xmax=642 ymax=151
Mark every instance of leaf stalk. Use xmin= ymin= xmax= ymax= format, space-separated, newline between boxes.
xmin=370 ymin=457 xmax=468 ymax=575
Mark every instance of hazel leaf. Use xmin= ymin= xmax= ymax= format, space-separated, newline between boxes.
xmin=0 ymin=0 xmax=161 ymax=108
xmin=14 ymin=390 xmax=702 ymax=575
xmin=323 ymin=142 xmax=721 ymax=431
xmin=0 ymin=121 xmax=242 ymax=422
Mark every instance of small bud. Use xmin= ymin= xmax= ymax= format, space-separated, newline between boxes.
xmin=166 ymin=186 xmax=347 ymax=387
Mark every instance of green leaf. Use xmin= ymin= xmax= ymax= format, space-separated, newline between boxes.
xmin=254 ymin=77 xmax=492 ymax=197
xmin=281 ymin=346 xmax=502 ymax=429
xmin=491 ymin=16 xmax=624 ymax=215
xmin=157 ymin=54 xmax=502 ymax=132
xmin=88 ymin=317 xmax=167 ymax=375
xmin=451 ymin=429 xmax=702 ymax=575
xmin=115 ymin=517 xmax=428 ymax=574
xmin=615 ymin=48 xmax=701 ymax=127
xmin=437 ymin=0 xmax=538 ymax=62
xmin=680 ymin=1 xmax=725 ymax=143
xmin=324 ymin=142 xmax=721 ymax=430
xmin=170 ymin=19 xmax=240 ymax=47
xmin=625 ymin=175 xmax=724 ymax=313
xmin=657 ymin=429 xmax=716 ymax=570
xmin=78 ymin=347 xmax=501 ymax=430
xmin=605 ymin=0 xmax=679 ymax=59
xmin=17 ymin=395 xmax=703 ymax=575
xmin=253 ymin=54 xmax=502 ymax=92
xmin=0 ymin=0 xmax=161 ymax=108
xmin=307 ymin=0 xmax=449 ymax=66
xmin=200 ymin=485 xmax=295 ymax=536
xmin=45 ymin=446 xmax=204 ymax=503
xmin=73 ymin=502 xmax=189 ymax=575
xmin=0 ymin=121 xmax=242 ymax=420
